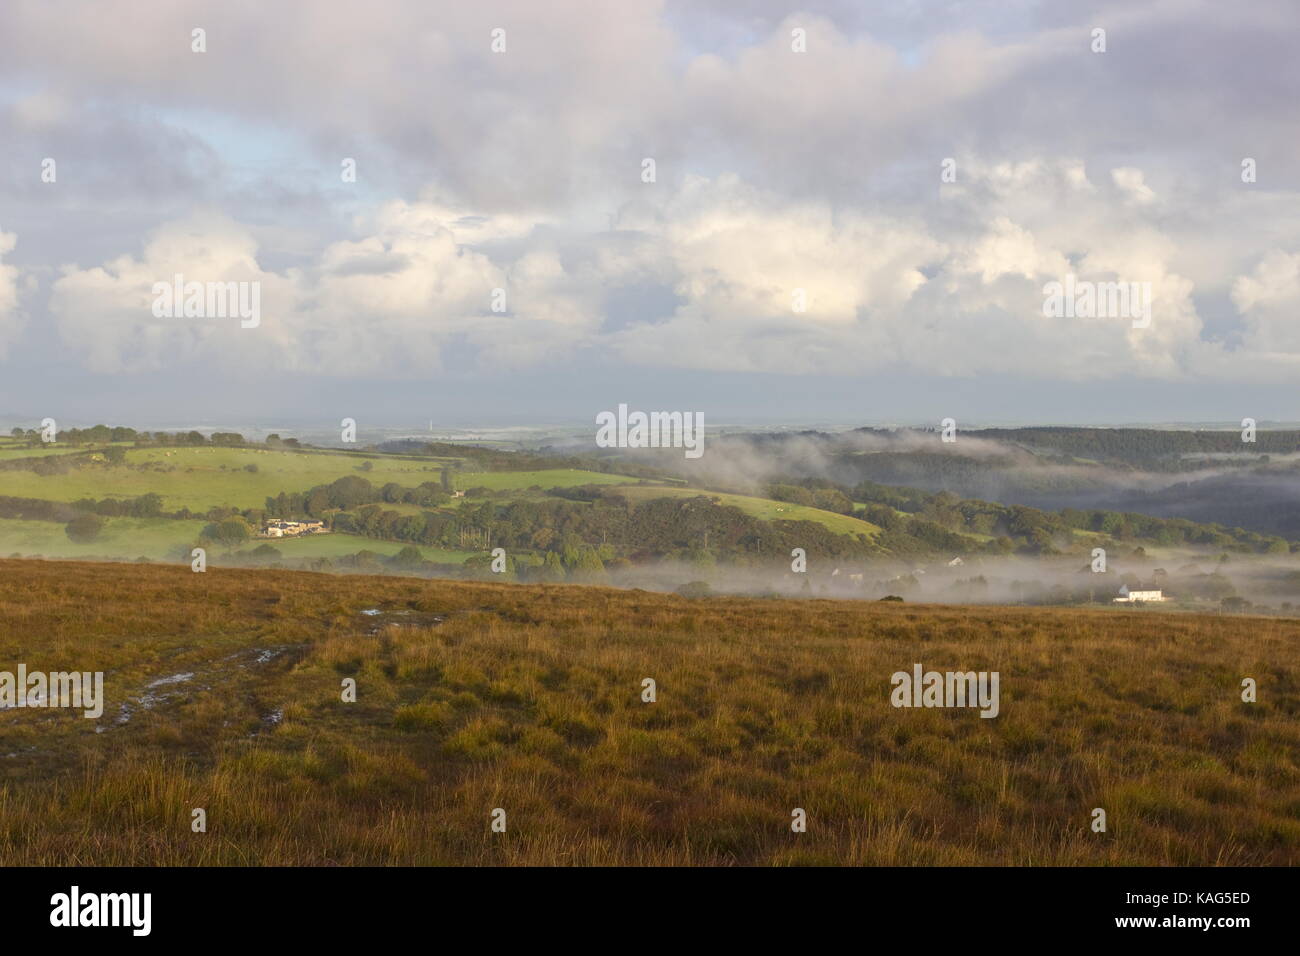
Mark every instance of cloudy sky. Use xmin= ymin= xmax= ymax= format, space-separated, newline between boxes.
xmin=1 ymin=0 xmax=1299 ymax=428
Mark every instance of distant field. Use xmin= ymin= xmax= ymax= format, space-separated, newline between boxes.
xmin=0 ymin=517 xmax=206 ymax=560
xmin=0 ymin=515 xmax=478 ymax=565
xmin=0 ymin=448 xmax=636 ymax=512
xmin=614 ymin=485 xmax=882 ymax=539
xmin=0 ymin=446 xmax=455 ymax=511
xmin=343 ymin=502 xmax=445 ymax=516
xmin=0 ymin=442 xmax=85 ymax=460
xmin=1 ymin=558 xmax=1296 ymax=865
xmin=455 ymin=469 xmax=642 ymax=491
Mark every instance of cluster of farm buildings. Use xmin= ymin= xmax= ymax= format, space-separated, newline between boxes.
xmin=1113 ymin=586 xmax=1167 ymax=603
xmin=259 ymin=519 xmax=328 ymax=538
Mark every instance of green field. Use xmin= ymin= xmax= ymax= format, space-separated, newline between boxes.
xmin=614 ymin=485 xmax=882 ymax=538
xmin=0 ymin=442 xmax=85 ymax=460
xmin=1 ymin=445 xmax=887 ymax=561
xmin=454 ymin=469 xmax=642 ymax=491
xmin=341 ymin=501 xmax=445 ymax=516
xmin=0 ymin=517 xmax=207 ymax=560
xmin=0 ymin=447 xmax=637 ymax=512
xmin=0 ymin=517 xmax=479 ymax=565
xmin=1 ymin=446 xmax=455 ymax=511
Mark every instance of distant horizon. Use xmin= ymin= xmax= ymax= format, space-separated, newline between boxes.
xmin=8 ymin=417 xmax=1300 ymax=435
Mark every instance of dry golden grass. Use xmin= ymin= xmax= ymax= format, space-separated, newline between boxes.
xmin=0 ymin=558 xmax=1297 ymax=866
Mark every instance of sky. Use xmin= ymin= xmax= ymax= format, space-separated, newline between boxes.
xmin=1 ymin=0 xmax=1299 ymax=429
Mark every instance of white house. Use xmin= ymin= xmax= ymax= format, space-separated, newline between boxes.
xmin=260 ymin=519 xmax=327 ymax=539
xmin=1113 ymin=586 xmax=1167 ymax=604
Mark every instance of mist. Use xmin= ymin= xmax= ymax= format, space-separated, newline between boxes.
xmin=585 ymin=549 xmax=1300 ymax=613
xmin=582 ymin=428 xmax=1300 ymax=539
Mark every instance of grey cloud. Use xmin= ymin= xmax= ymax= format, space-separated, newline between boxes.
xmin=328 ymin=252 xmax=411 ymax=277
xmin=1 ymin=0 xmax=1299 ymax=422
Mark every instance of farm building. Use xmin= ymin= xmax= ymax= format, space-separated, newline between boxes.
xmin=260 ymin=519 xmax=327 ymax=538
xmin=1113 ymin=586 xmax=1167 ymax=604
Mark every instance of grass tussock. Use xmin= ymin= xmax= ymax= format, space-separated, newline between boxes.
xmin=0 ymin=558 xmax=1297 ymax=866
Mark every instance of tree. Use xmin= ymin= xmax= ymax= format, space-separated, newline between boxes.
xmin=688 ymin=546 xmax=716 ymax=570
xmin=327 ymin=476 xmax=373 ymax=509
xmin=462 ymin=552 xmax=501 ymax=578
xmin=133 ymin=493 xmax=164 ymax=518
xmin=249 ymin=543 xmax=282 ymax=563
xmin=351 ymin=550 xmax=383 ymax=572
xmin=306 ymin=488 xmax=331 ymax=516
xmin=812 ymin=488 xmax=855 ymax=515
xmin=560 ymin=534 xmax=584 ymax=569
xmin=390 ymin=545 xmax=425 ymax=569
xmin=537 ymin=550 xmax=566 ymax=582
xmin=770 ymin=484 xmax=815 ymax=506
xmin=103 ymin=445 xmax=128 ymax=465
xmin=65 ymin=513 xmax=105 ymax=543
xmin=570 ymin=546 xmax=608 ymax=583
xmin=211 ymin=516 xmax=252 ymax=552
xmin=863 ymin=504 xmax=905 ymax=531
